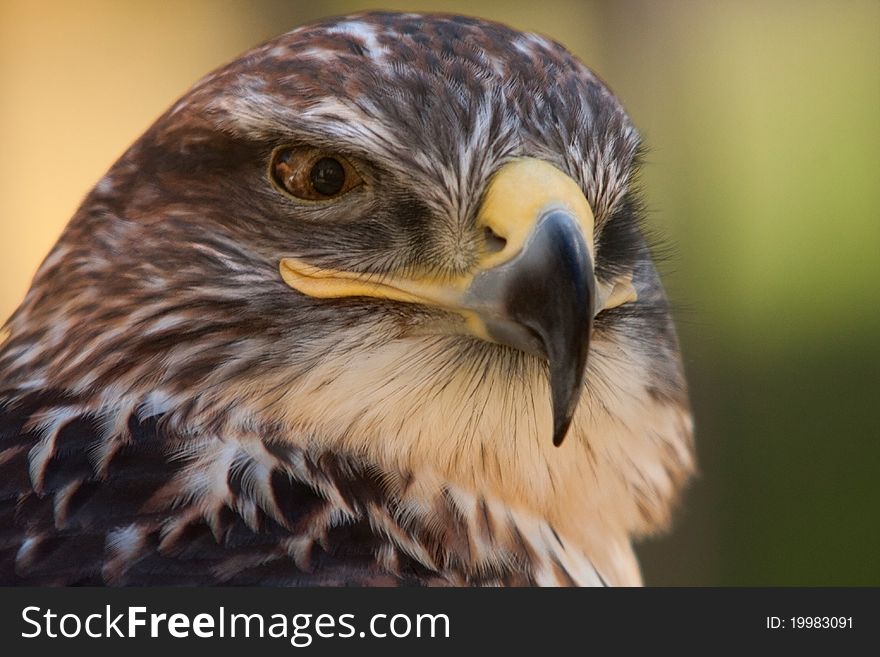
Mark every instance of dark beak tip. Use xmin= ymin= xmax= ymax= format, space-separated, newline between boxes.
xmin=552 ymin=412 xmax=574 ymax=447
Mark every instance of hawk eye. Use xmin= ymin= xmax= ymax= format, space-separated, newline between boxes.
xmin=270 ymin=147 xmax=362 ymax=201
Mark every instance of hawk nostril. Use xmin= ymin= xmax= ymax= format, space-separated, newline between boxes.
xmin=483 ymin=226 xmax=507 ymax=254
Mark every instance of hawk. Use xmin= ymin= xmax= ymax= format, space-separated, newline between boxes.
xmin=0 ymin=12 xmax=693 ymax=586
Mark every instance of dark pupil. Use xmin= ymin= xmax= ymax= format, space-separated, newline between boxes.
xmin=309 ymin=158 xmax=346 ymax=196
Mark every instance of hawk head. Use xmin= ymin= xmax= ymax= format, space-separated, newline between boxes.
xmin=1 ymin=12 xmax=693 ymax=585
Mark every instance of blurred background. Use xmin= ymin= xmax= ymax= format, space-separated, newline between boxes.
xmin=1 ymin=0 xmax=878 ymax=585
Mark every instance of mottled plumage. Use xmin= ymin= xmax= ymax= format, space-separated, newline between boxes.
xmin=0 ymin=12 xmax=692 ymax=586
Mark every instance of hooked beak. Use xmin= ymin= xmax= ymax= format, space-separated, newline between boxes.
xmin=280 ymin=158 xmax=627 ymax=446
xmin=465 ymin=209 xmax=594 ymax=445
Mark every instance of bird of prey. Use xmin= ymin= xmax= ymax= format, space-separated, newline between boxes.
xmin=0 ymin=12 xmax=693 ymax=586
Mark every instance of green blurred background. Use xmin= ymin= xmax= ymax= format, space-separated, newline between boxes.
xmin=1 ymin=0 xmax=878 ymax=584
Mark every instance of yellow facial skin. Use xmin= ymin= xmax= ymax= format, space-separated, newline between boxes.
xmin=279 ymin=157 xmax=634 ymax=325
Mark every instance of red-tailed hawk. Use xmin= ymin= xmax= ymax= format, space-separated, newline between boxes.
xmin=0 ymin=12 xmax=693 ymax=586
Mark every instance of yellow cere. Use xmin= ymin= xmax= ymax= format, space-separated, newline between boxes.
xmin=476 ymin=157 xmax=596 ymax=268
